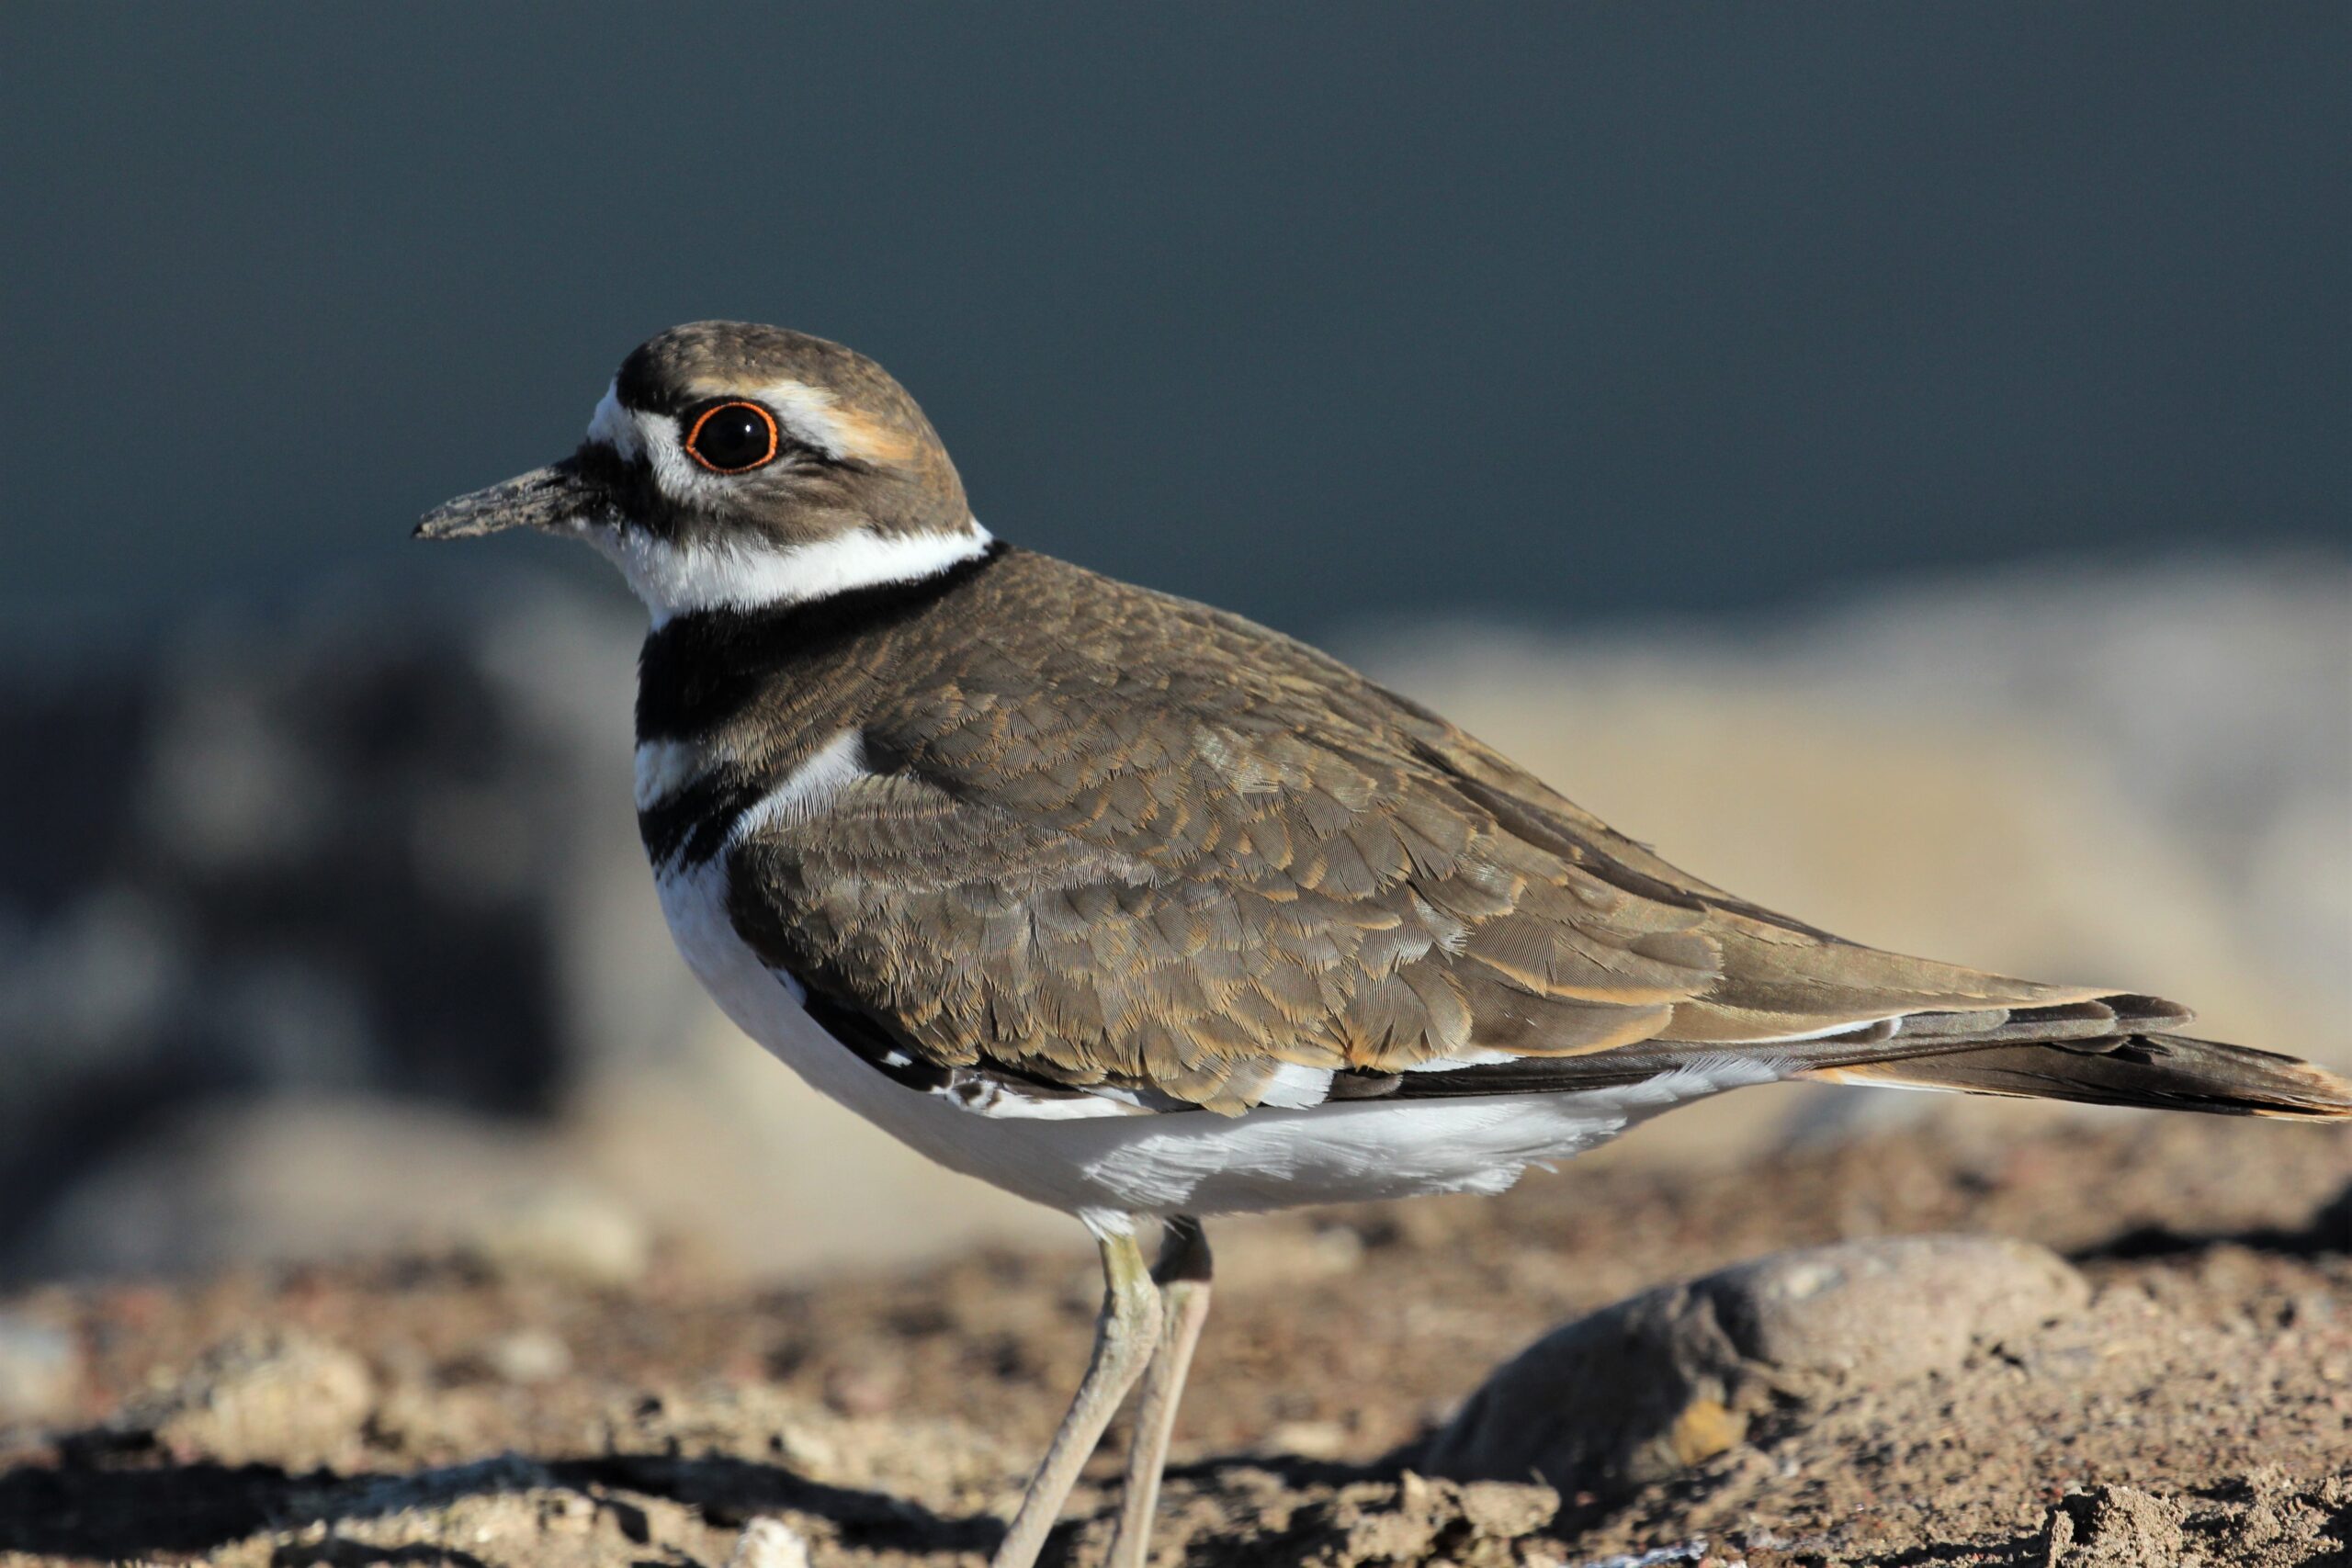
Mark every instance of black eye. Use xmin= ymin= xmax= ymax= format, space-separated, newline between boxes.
xmin=684 ymin=401 xmax=780 ymax=473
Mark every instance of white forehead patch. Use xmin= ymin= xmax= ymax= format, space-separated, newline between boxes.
xmin=584 ymin=381 xmax=643 ymax=461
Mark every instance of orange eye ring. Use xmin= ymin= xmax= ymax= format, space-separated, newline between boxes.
xmin=683 ymin=400 xmax=782 ymax=473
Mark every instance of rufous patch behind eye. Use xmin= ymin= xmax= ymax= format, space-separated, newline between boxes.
xmin=683 ymin=400 xmax=782 ymax=473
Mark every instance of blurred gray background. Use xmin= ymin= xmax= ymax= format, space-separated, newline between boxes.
xmin=0 ymin=5 xmax=2345 ymax=1286
xmin=6 ymin=2 xmax=2346 ymax=627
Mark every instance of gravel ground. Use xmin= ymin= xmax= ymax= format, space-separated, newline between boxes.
xmin=0 ymin=1110 xmax=2347 ymax=1567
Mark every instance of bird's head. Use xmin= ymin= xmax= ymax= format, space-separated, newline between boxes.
xmin=418 ymin=321 xmax=985 ymax=620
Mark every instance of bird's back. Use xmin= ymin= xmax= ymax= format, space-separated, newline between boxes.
xmin=630 ymin=543 xmax=2351 ymax=1125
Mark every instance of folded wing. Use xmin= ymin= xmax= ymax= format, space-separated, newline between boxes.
xmin=724 ymin=581 xmax=2349 ymax=1122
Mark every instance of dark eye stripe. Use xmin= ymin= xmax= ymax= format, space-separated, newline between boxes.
xmin=683 ymin=400 xmax=781 ymax=473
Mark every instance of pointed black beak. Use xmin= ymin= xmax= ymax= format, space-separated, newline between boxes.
xmin=416 ymin=457 xmax=609 ymax=540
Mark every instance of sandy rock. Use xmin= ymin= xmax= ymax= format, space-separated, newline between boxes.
xmin=1260 ymin=1417 xmax=1353 ymax=1460
xmin=104 ymin=1331 xmax=373 ymax=1469
xmin=727 ymin=1518 xmax=812 ymax=1568
xmin=1305 ymin=1473 xmax=1557 ymax=1568
xmin=1103 ymin=1470 xmax=1558 ymax=1568
xmin=2039 ymin=1484 xmax=2187 ymax=1567
xmin=597 ymin=1379 xmax=1017 ymax=1500
xmin=467 ymin=1326 xmax=573 ymax=1384
xmin=1424 ymin=1235 xmax=2087 ymax=1489
xmin=456 ymin=1184 xmax=650 ymax=1286
xmin=0 ymin=1312 xmax=81 ymax=1427
xmin=207 ymin=1461 xmax=729 ymax=1568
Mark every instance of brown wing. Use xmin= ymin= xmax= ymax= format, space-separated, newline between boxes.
xmin=1363 ymin=697 xmax=2122 ymax=1043
xmin=714 ymin=553 xmax=2228 ymax=1115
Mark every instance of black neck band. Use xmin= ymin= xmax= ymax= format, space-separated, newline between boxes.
xmin=635 ymin=539 xmax=1011 ymax=742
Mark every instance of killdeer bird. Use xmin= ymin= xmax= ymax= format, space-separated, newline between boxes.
xmin=420 ymin=321 xmax=2352 ymax=1568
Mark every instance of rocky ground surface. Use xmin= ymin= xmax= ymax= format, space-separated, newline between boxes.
xmin=1 ymin=1111 xmax=2348 ymax=1566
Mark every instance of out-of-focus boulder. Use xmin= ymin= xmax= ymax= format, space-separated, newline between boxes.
xmin=454 ymin=1183 xmax=650 ymax=1287
xmin=0 ymin=1311 xmax=82 ymax=1428
xmin=0 ymin=572 xmax=697 ymax=1279
xmin=6 ymin=1095 xmax=644 ymax=1281
xmin=1422 ymin=1235 xmax=2087 ymax=1490
xmin=97 ymin=1331 xmax=374 ymax=1470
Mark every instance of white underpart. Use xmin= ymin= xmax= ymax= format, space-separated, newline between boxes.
xmin=652 ymin=848 xmax=1794 ymax=1221
xmin=578 ymin=382 xmax=994 ymax=626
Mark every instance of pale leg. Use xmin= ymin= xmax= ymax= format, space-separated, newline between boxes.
xmin=1105 ymin=1215 xmax=1215 ymax=1568
xmin=992 ymin=1223 xmax=1163 ymax=1568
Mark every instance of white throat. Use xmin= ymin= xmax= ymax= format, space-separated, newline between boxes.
xmin=586 ymin=518 xmax=994 ymax=626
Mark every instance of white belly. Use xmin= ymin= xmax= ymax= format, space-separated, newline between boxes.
xmin=656 ymin=856 xmax=1778 ymax=1224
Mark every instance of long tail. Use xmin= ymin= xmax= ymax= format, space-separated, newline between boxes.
xmin=1806 ymin=1030 xmax=2352 ymax=1121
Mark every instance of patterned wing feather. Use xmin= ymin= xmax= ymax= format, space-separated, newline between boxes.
xmin=717 ymin=551 xmax=2308 ymax=1116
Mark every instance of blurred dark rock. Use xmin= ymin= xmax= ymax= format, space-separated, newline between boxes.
xmin=4 ymin=1097 xmax=638 ymax=1281
xmin=0 ymin=573 xmax=695 ymax=1279
xmin=1421 ymin=1235 xmax=2087 ymax=1491
xmin=2310 ymin=1179 xmax=2352 ymax=1254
